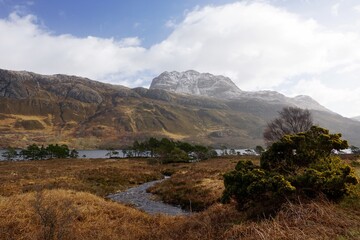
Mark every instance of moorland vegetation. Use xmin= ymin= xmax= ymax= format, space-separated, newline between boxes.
xmin=0 ymin=107 xmax=359 ymax=239
xmin=0 ymin=156 xmax=359 ymax=239
xmin=222 ymin=126 xmax=358 ymax=218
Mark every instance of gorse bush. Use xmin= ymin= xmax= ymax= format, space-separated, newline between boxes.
xmin=222 ymin=160 xmax=296 ymax=217
xmin=261 ymin=126 xmax=348 ymax=172
xmin=222 ymin=126 xmax=359 ymax=218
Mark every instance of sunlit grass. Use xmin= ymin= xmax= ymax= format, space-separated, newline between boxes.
xmin=0 ymin=156 xmax=359 ymax=239
xmin=0 ymin=158 xmax=164 ymax=197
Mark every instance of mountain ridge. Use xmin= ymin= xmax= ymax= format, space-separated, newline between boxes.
xmin=150 ymin=70 xmax=332 ymax=113
xmin=1 ymin=68 xmax=360 ymax=149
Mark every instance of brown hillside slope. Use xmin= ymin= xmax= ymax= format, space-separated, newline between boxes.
xmin=1 ymin=69 xmax=360 ymax=148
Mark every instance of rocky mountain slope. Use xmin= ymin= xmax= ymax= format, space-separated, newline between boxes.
xmin=150 ymin=70 xmax=242 ymax=99
xmin=150 ymin=70 xmax=331 ymax=112
xmin=1 ymin=68 xmax=360 ymax=149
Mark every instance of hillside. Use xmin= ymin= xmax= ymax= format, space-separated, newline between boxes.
xmin=1 ymin=68 xmax=360 ymax=148
xmin=352 ymin=116 xmax=360 ymax=122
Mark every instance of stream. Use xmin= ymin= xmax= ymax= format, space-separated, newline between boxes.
xmin=107 ymin=177 xmax=189 ymax=216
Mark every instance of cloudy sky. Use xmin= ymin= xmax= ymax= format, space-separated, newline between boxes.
xmin=1 ymin=0 xmax=360 ymax=117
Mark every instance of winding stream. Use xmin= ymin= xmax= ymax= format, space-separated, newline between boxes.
xmin=107 ymin=177 xmax=189 ymax=216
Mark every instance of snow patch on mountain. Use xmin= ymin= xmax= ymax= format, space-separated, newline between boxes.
xmin=150 ymin=70 xmax=332 ymax=113
xmin=150 ymin=70 xmax=242 ymax=99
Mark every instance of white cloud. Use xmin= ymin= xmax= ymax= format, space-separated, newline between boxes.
xmin=286 ymin=79 xmax=360 ymax=117
xmin=165 ymin=19 xmax=177 ymax=28
xmin=118 ymin=37 xmax=142 ymax=47
xmin=1 ymin=2 xmax=360 ymax=116
xmin=147 ymin=2 xmax=360 ymax=91
xmin=354 ymin=5 xmax=360 ymax=13
xmin=0 ymin=12 xmax=148 ymax=86
xmin=331 ymin=3 xmax=340 ymax=16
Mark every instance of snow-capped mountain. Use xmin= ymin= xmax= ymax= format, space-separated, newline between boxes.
xmin=150 ymin=70 xmax=242 ymax=99
xmin=150 ymin=70 xmax=331 ymax=113
xmin=2 ymin=68 xmax=360 ymax=148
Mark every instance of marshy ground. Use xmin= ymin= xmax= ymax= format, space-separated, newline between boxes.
xmin=0 ymin=156 xmax=359 ymax=239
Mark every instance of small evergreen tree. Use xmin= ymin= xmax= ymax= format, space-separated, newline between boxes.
xmin=46 ymin=144 xmax=70 ymax=159
xmin=193 ymin=145 xmax=211 ymax=160
xmin=176 ymin=141 xmax=194 ymax=153
xmin=21 ymin=144 xmax=41 ymax=160
xmin=38 ymin=145 xmax=48 ymax=160
xmin=126 ymin=137 xmax=214 ymax=163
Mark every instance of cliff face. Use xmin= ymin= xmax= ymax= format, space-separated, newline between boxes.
xmin=1 ymin=69 xmax=360 ymax=149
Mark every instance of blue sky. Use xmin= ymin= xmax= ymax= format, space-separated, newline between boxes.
xmin=1 ymin=0 xmax=360 ymax=117
xmin=0 ymin=0 xmax=237 ymax=47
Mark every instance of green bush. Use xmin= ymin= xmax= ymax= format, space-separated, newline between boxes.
xmin=128 ymin=137 xmax=215 ymax=162
xmin=162 ymin=147 xmax=189 ymax=163
xmin=20 ymin=144 xmax=76 ymax=160
xmin=222 ymin=161 xmax=295 ymax=216
xmin=222 ymin=126 xmax=359 ymax=218
xmin=293 ymin=157 xmax=358 ymax=199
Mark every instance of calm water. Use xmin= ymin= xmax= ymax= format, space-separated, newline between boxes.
xmin=77 ymin=150 xmax=126 ymax=159
xmin=0 ymin=148 xmax=259 ymax=161
xmin=0 ymin=149 xmax=132 ymax=161
xmin=0 ymin=149 xmax=23 ymax=161
xmin=107 ymin=177 xmax=189 ymax=215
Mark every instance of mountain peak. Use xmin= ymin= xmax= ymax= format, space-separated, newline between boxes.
xmin=1 ymin=68 xmax=359 ymax=149
xmin=150 ymin=70 xmax=332 ymax=113
xmin=291 ymin=95 xmax=331 ymax=113
xmin=150 ymin=70 xmax=242 ymax=99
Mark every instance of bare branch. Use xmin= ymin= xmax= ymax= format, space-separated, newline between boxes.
xmin=264 ymin=107 xmax=313 ymax=146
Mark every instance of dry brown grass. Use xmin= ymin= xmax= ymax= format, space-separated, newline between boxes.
xmin=0 ymin=189 xmax=160 ymax=240
xmin=0 ymin=189 xmax=238 ymax=240
xmin=0 ymin=158 xmax=164 ymax=197
xmin=224 ymin=199 xmax=360 ymax=240
xmin=0 ymin=190 xmax=359 ymax=240
xmin=0 ymin=156 xmax=359 ymax=240
xmin=148 ymin=156 xmax=257 ymax=211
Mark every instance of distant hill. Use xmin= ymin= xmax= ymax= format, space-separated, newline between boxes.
xmin=1 ymin=68 xmax=360 ymax=149
xmin=352 ymin=116 xmax=360 ymax=122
